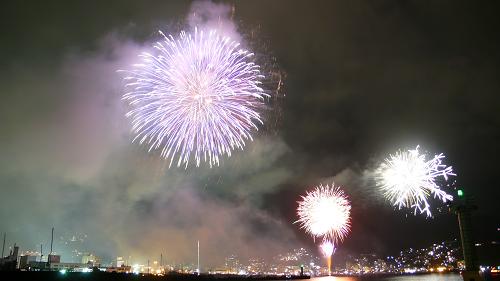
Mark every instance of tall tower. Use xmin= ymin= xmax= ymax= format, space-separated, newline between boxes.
xmin=451 ymin=189 xmax=483 ymax=281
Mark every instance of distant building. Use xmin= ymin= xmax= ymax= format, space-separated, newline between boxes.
xmin=49 ymin=262 xmax=86 ymax=271
xmin=81 ymin=253 xmax=101 ymax=267
xmin=48 ymin=254 xmax=61 ymax=263
xmin=247 ymin=258 xmax=266 ymax=274
xmin=374 ymin=259 xmax=388 ymax=272
xmin=0 ymin=244 xmax=19 ymax=271
xmin=22 ymin=261 xmax=49 ymax=271
xmin=209 ymin=268 xmax=230 ymax=274
xmin=106 ymin=265 xmax=131 ymax=273
xmin=224 ymin=255 xmax=241 ymax=274
xmin=19 ymin=255 xmax=38 ymax=269
xmin=116 ymin=256 xmax=125 ymax=267
xmin=346 ymin=260 xmax=358 ymax=273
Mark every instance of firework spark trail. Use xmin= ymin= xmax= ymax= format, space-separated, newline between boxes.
xmin=296 ymin=184 xmax=351 ymax=245
xmin=320 ymin=240 xmax=334 ymax=276
xmin=120 ymin=28 xmax=267 ymax=168
xmin=376 ymin=146 xmax=455 ymax=217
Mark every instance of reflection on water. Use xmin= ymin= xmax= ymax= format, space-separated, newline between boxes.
xmin=308 ymin=273 xmax=462 ymax=281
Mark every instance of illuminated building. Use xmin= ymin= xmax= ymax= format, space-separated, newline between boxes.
xmin=224 ymin=255 xmax=241 ymax=274
xmin=49 ymin=262 xmax=85 ymax=271
xmin=19 ymin=255 xmax=38 ymax=269
xmin=115 ymin=256 xmax=125 ymax=267
xmin=247 ymin=258 xmax=266 ymax=274
xmin=81 ymin=253 xmax=101 ymax=266
xmin=106 ymin=265 xmax=132 ymax=273
xmin=47 ymin=254 xmax=60 ymax=264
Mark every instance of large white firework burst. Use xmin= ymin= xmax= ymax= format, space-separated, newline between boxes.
xmin=120 ymin=28 xmax=267 ymax=168
xmin=296 ymin=183 xmax=351 ymax=245
xmin=376 ymin=146 xmax=455 ymax=217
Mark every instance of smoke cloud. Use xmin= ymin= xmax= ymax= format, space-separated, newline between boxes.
xmin=0 ymin=1 xmax=301 ymax=268
xmin=187 ymin=1 xmax=240 ymax=41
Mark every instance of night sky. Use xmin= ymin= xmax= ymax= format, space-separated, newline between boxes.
xmin=1 ymin=0 xmax=499 ymax=267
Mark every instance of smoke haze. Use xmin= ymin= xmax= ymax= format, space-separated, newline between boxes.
xmin=1 ymin=0 xmax=499 ymax=268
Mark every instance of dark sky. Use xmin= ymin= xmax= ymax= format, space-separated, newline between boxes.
xmin=0 ymin=0 xmax=499 ymax=267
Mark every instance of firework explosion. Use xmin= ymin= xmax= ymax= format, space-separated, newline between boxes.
xmin=320 ymin=240 xmax=334 ymax=257
xmin=120 ymin=28 xmax=267 ymax=168
xmin=376 ymin=146 xmax=455 ymax=217
xmin=296 ymin=184 xmax=351 ymax=245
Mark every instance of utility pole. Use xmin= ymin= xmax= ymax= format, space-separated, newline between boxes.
xmin=1 ymin=232 xmax=5 ymax=258
xmin=197 ymin=240 xmax=200 ymax=275
xmin=48 ymin=227 xmax=54 ymax=269
xmin=50 ymin=227 xmax=54 ymax=255
xmin=40 ymin=244 xmax=43 ymax=262
xmin=451 ymin=189 xmax=483 ymax=281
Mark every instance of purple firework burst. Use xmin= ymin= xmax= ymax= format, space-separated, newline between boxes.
xmin=121 ymin=28 xmax=267 ymax=168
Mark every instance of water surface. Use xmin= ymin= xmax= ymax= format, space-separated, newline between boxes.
xmin=307 ymin=274 xmax=462 ymax=281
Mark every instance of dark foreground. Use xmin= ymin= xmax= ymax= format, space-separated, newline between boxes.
xmin=0 ymin=272 xmax=309 ymax=281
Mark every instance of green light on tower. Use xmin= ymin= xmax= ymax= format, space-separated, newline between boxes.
xmin=457 ymin=189 xmax=464 ymax=197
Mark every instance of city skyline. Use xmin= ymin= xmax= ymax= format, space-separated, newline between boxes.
xmin=5 ymin=233 xmax=478 ymax=275
xmin=1 ymin=0 xmax=499 ymax=271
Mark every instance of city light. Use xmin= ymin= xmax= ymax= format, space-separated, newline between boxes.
xmin=6 ymin=238 xmax=473 ymax=276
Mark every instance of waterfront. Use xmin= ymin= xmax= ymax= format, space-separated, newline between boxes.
xmin=2 ymin=271 xmax=500 ymax=281
xmin=310 ymin=273 xmax=463 ymax=281
xmin=305 ymin=274 xmax=500 ymax=281
xmin=307 ymin=275 xmax=460 ymax=281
